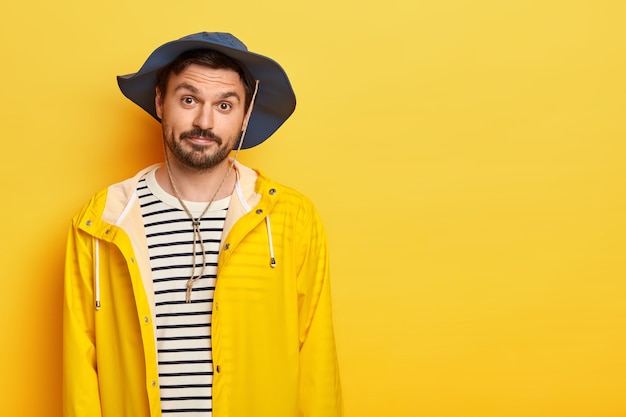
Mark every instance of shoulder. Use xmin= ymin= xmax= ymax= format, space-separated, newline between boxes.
xmin=72 ymin=164 xmax=160 ymax=225
xmin=257 ymin=171 xmax=315 ymax=207
xmin=255 ymin=171 xmax=325 ymax=228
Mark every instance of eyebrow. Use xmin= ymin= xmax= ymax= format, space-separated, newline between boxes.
xmin=173 ymin=82 xmax=242 ymax=102
xmin=217 ymin=91 xmax=242 ymax=102
xmin=174 ymin=82 xmax=200 ymax=94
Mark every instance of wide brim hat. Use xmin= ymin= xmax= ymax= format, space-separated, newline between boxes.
xmin=117 ymin=32 xmax=296 ymax=149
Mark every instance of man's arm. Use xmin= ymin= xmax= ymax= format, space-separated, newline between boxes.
xmin=296 ymin=205 xmax=343 ymax=417
xmin=63 ymin=218 xmax=103 ymax=417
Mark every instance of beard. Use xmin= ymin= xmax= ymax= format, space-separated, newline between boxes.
xmin=165 ymin=127 xmax=237 ymax=171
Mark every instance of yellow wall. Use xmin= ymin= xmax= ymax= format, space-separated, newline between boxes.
xmin=1 ymin=1 xmax=625 ymax=416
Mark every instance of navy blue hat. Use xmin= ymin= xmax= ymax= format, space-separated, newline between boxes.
xmin=117 ymin=32 xmax=296 ymax=149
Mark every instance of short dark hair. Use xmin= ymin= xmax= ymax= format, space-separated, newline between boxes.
xmin=156 ymin=49 xmax=255 ymax=110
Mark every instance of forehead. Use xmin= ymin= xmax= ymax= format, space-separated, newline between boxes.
xmin=168 ymin=63 xmax=245 ymax=94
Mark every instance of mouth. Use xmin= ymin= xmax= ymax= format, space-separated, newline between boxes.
xmin=180 ymin=129 xmax=222 ymax=146
xmin=186 ymin=136 xmax=218 ymax=145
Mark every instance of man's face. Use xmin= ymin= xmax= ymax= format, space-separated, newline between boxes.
xmin=155 ymin=63 xmax=248 ymax=171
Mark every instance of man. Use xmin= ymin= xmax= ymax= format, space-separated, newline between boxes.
xmin=63 ymin=32 xmax=342 ymax=417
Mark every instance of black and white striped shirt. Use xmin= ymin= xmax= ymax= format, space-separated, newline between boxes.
xmin=138 ymin=168 xmax=229 ymax=416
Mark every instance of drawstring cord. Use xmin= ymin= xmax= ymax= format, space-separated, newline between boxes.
xmin=164 ymin=153 xmax=228 ymax=303
xmin=94 ymin=239 xmax=101 ymax=310
xmin=265 ymin=216 xmax=276 ymax=268
xmin=94 ymin=192 xmax=138 ymax=310
xmin=234 ymin=176 xmax=277 ymax=268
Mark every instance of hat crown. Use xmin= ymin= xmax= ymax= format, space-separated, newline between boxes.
xmin=180 ymin=32 xmax=249 ymax=52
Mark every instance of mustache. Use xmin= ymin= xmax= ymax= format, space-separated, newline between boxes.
xmin=179 ymin=128 xmax=223 ymax=145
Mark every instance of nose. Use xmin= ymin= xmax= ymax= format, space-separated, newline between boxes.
xmin=193 ymin=105 xmax=214 ymax=130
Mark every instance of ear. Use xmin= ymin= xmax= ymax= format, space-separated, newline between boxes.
xmin=155 ymin=87 xmax=164 ymax=119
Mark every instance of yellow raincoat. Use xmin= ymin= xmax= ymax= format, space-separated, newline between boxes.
xmin=63 ymin=162 xmax=343 ymax=417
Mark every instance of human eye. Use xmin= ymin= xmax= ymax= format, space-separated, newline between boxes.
xmin=181 ymin=96 xmax=197 ymax=106
xmin=217 ymin=102 xmax=232 ymax=112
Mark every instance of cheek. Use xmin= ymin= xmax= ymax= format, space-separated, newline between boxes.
xmin=160 ymin=116 xmax=177 ymax=139
xmin=162 ymin=109 xmax=189 ymax=132
xmin=220 ymin=113 xmax=245 ymax=132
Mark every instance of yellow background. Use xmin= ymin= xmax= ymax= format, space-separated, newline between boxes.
xmin=1 ymin=1 xmax=625 ymax=416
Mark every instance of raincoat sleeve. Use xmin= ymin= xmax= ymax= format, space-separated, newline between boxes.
xmin=63 ymin=214 xmax=103 ymax=417
xmin=296 ymin=205 xmax=343 ymax=417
